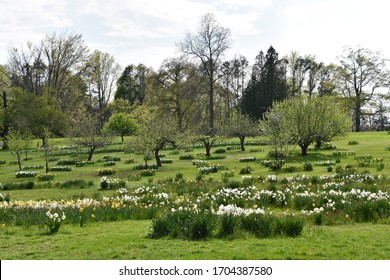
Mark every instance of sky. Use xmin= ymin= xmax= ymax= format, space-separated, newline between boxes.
xmin=1 ymin=0 xmax=390 ymax=70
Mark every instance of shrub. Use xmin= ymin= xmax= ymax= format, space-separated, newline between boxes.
xmin=133 ymin=164 xmax=158 ymax=170
xmin=22 ymin=165 xmax=44 ymax=170
xmin=124 ymin=159 xmax=135 ymax=164
xmin=15 ymin=171 xmax=37 ymax=178
xmin=277 ymin=215 xmax=304 ymax=237
xmin=180 ymin=154 xmax=194 ymax=160
xmin=37 ymin=174 xmax=56 ymax=181
xmin=104 ymin=161 xmax=116 ymax=166
xmin=0 ymin=193 xmax=11 ymax=202
xmin=175 ymin=172 xmax=184 ymax=179
xmin=161 ymin=159 xmax=173 ymax=164
xmin=2 ymin=181 xmax=35 ymax=190
xmin=327 ymin=166 xmax=333 ymax=172
xmin=214 ymin=148 xmax=226 ymax=154
xmin=57 ymin=159 xmax=79 ymax=165
xmin=128 ymin=174 xmax=141 ymax=181
xmin=239 ymin=157 xmax=256 ymax=162
xmin=239 ymin=166 xmax=252 ymax=174
xmin=140 ymin=169 xmax=156 ymax=176
xmin=102 ymin=155 xmax=121 ymax=162
xmin=60 ymin=180 xmax=91 ymax=188
xmin=0 ymin=160 xmax=6 ymax=164
xmin=49 ymin=166 xmax=72 ymax=172
xmin=241 ymin=214 xmax=277 ymax=238
xmin=149 ymin=210 xmax=216 ymax=240
xmin=97 ymin=168 xmax=116 ymax=176
xmin=218 ymin=214 xmax=240 ymax=237
xmin=348 ymin=140 xmax=359 ymax=145
xmin=303 ymin=162 xmax=313 ymax=171
xmin=284 ymin=165 xmax=298 ymax=173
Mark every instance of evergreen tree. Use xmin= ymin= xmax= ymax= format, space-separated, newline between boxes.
xmin=241 ymin=46 xmax=288 ymax=119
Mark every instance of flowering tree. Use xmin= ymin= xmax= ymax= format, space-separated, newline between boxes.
xmin=264 ymin=96 xmax=350 ymax=156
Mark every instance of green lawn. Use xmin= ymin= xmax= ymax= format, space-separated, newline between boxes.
xmin=1 ymin=221 xmax=389 ymax=260
xmin=1 ymin=132 xmax=390 ymax=260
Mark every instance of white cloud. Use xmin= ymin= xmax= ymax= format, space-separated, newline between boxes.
xmin=1 ymin=0 xmax=389 ymax=70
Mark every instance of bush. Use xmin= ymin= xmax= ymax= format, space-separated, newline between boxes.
xmin=57 ymin=159 xmax=79 ymax=165
xmin=140 ymin=169 xmax=156 ymax=177
xmin=241 ymin=214 xmax=276 ymax=238
xmin=239 ymin=157 xmax=256 ymax=162
xmin=102 ymin=155 xmax=121 ymax=162
xmin=124 ymin=159 xmax=135 ymax=164
xmin=49 ymin=166 xmax=72 ymax=172
xmin=327 ymin=166 xmax=333 ymax=172
xmin=128 ymin=174 xmax=141 ymax=181
xmin=175 ymin=172 xmax=184 ymax=179
xmin=277 ymin=215 xmax=304 ymax=237
xmin=149 ymin=210 xmax=216 ymax=240
xmin=0 ymin=160 xmax=6 ymax=165
xmin=104 ymin=161 xmax=116 ymax=166
xmin=133 ymin=164 xmax=158 ymax=170
xmin=97 ymin=168 xmax=116 ymax=176
xmin=348 ymin=140 xmax=359 ymax=145
xmin=180 ymin=154 xmax=194 ymax=160
xmin=15 ymin=171 xmax=37 ymax=178
xmin=37 ymin=174 xmax=56 ymax=181
xmin=239 ymin=166 xmax=252 ymax=174
xmin=284 ymin=165 xmax=298 ymax=173
xmin=161 ymin=159 xmax=173 ymax=164
xmin=214 ymin=148 xmax=226 ymax=154
xmin=22 ymin=165 xmax=44 ymax=170
xmin=303 ymin=162 xmax=313 ymax=171
xmin=60 ymin=180 xmax=92 ymax=188
xmin=2 ymin=181 xmax=35 ymax=190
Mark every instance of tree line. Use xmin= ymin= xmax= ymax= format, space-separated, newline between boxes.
xmin=1 ymin=13 xmax=389 ymax=162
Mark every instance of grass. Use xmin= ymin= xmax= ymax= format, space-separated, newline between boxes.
xmin=1 ymin=132 xmax=390 ymax=259
xmin=0 ymin=221 xmax=389 ymax=260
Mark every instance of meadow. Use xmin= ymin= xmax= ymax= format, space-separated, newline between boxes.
xmin=1 ymin=132 xmax=390 ymax=260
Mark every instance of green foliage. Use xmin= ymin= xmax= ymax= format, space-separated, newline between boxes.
xmin=37 ymin=174 xmax=56 ymax=181
xmin=264 ymin=96 xmax=351 ymax=156
xmin=104 ymin=113 xmax=137 ymax=142
xmin=97 ymin=168 xmax=116 ymax=176
xmin=303 ymin=162 xmax=313 ymax=171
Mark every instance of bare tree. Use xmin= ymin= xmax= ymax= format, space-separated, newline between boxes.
xmin=85 ymin=50 xmax=121 ymax=123
xmin=151 ymin=57 xmax=202 ymax=130
xmin=337 ymin=47 xmax=390 ymax=132
xmin=71 ymin=115 xmax=113 ymax=161
xmin=178 ymin=13 xmax=232 ymax=132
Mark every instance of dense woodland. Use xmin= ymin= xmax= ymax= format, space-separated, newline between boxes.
xmin=0 ymin=14 xmax=389 ymax=158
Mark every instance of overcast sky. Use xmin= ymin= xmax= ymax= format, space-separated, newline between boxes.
xmin=1 ymin=0 xmax=389 ymax=70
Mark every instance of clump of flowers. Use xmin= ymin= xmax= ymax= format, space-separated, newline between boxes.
xmin=46 ymin=209 xmax=66 ymax=234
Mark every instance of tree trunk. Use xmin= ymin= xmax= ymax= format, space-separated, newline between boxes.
xmin=1 ymin=91 xmax=9 ymax=150
xmin=155 ymin=149 xmax=162 ymax=167
xmin=88 ymin=147 xmax=95 ymax=161
xmin=45 ymin=160 xmax=49 ymax=174
xmin=121 ymin=134 xmax=124 ymax=143
xmin=300 ymin=143 xmax=309 ymax=156
xmin=204 ymin=141 xmax=211 ymax=157
xmin=17 ymin=153 xmax=22 ymax=171
xmin=355 ymin=104 xmax=361 ymax=132
xmin=239 ymin=136 xmax=246 ymax=152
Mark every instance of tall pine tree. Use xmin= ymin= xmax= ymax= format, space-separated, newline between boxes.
xmin=240 ymin=46 xmax=288 ymax=119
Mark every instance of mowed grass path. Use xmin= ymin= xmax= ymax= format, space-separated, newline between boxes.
xmin=1 ymin=221 xmax=389 ymax=260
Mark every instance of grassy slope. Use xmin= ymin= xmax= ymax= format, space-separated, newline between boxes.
xmin=1 ymin=132 xmax=390 ymax=260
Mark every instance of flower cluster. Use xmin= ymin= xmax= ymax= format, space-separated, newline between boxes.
xmin=46 ymin=210 xmax=66 ymax=234
xmin=214 ymin=204 xmax=265 ymax=216
xmin=15 ymin=171 xmax=37 ymax=178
